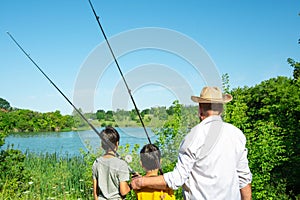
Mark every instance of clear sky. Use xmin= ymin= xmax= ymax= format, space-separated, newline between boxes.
xmin=1 ymin=0 xmax=299 ymax=115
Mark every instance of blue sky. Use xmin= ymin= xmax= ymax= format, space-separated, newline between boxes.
xmin=1 ymin=0 xmax=299 ymax=115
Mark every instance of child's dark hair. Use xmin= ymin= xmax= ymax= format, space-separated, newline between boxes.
xmin=140 ymin=144 xmax=161 ymax=171
xmin=101 ymin=126 xmax=120 ymax=151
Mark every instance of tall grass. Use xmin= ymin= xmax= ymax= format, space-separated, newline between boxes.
xmin=1 ymin=151 xmax=93 ymax=200
xmin=1 ymin=143 xmax=177 ymax=200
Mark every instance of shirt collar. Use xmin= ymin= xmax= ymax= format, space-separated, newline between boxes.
xmin=201 ymin=115 xmax=222 ymax=125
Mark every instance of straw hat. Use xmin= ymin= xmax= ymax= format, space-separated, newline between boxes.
xmin=191 ymin=86 xmax=232 ymax=103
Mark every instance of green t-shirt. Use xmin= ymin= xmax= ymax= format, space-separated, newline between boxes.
xmin=92 ymin=157 xmax=129 ymax=200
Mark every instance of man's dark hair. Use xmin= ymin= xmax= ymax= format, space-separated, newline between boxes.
xmin=200 ymin=103 xmax=224 ymax=113
xmin=140 ymin=144 xmax=161 ymax=171
xmin=101 ymin=126 xmax=120 ymax=151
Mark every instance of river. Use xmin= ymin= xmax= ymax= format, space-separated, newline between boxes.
xmin=1 ymin=127 xmax=156 ymax=156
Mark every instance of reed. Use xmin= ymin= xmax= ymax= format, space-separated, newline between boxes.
xmin=8 ymin=152 xmax=93 ymax=200
xmin=1 ymin=144 xmax=143 ymax=200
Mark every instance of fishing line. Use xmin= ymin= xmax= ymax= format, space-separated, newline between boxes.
xmin=7 ymin=31 xmax=135 ymax=174
xmin=87 ymin=0 xmax=152 ymax=145
xmin=87 ymin=0 xmax=164 ymax=175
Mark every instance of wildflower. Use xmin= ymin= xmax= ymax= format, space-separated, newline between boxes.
xmin=28 ymin=181 xmax=34 ymax=185
xmin=125 ymin=155 xmax=132 ymax=163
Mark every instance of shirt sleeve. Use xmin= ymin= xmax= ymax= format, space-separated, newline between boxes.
xmin=237 ymin=147 xmax=252 ymax=189
xmin=163 ymin=135 xmax=200 ymax=190
xmin=118 ymin=160 xmax=130 ymax=182
xmin=92 ymin=160 xmax=98 ymax=180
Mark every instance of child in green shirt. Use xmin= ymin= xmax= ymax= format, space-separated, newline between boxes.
xmin=92 ymin=127 xmax=130 ymax=200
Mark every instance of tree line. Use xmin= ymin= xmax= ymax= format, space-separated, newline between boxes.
xmin=0 ymin=98 xmax=197 ymax=136
xmin=0 ymin=108 xmax=75 ymax=134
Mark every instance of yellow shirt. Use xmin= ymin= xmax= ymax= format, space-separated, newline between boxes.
xmin=136 ymin=188 xmax=175 ymax=200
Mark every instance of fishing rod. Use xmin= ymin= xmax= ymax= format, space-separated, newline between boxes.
xmin=7 ymin=31 xmax=136 ymax=174
xmin=87 ymin=0 xmax=164 ymax=175
xmin=87 ymin=0 xmax=152 ymax=145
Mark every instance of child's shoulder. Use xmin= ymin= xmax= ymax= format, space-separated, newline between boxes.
xmin=93 ymin=156 xmax=128 ymax=167
xmin=114 ymin=157 xmax=129 ymax=166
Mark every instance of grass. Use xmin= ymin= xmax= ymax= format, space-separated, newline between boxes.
xmin=1 ymin=152 xmax=93 ymax=200
xmin=0 ymin=142 xmax=181 ymax=199
xmin=0 ymin=144 xmax=143 ymax=200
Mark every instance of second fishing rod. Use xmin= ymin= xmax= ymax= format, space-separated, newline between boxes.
xmin=87 ymin=0 xmax=163 ymax=175
xmin=7 ymin=31 xmax=136 ymax=175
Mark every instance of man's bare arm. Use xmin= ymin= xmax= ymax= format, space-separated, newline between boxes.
xmin=240 ymin=183 xmax=252 ymax=200
xmin=131 ymin=175 xmax=167 ymax=190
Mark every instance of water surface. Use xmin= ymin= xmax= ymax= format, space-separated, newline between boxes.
xmin=2 ymin=127 xmax=155 ymax=156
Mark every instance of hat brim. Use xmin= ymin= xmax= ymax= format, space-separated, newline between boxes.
xmin=191 ymin=94 xmax=233 ymax=103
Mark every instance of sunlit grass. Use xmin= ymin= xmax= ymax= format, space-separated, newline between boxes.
xmin=0 ymin=144 xmax=144 ymax=200
xmin=1 ymin=142 xmax=171 ymax=200
xmin=1 ymin=152 xmax=93 ymax=200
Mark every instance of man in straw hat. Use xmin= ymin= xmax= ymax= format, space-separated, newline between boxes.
xmin=131 ymin=86 xmax=252 ymax=200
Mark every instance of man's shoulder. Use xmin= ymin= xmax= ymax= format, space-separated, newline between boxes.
xmin=190 ymin=122 xmax=205 ymax=134
xmin=180 ymin=123 xmax=206 ymax=151
xmin=223 ymin=122 xmax=244 ymax=133
xmin=222 ymin=122 xmax=246 ymax=142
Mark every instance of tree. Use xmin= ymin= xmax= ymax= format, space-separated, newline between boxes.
xmin=96 ymin=109 xmax=106 ymax=120
xmin=105 ymin=110 xmax=114 ymax=121
xmin=222 ymin=73 xmax=230 ymax=93
xmin=141 ymin=108 xmax=150 ymax=117
xmin=166 ymin=105 xmax=175 ymax=116
xmin=225 ymin=76 xmax=300 ymax=198
xmin=129 ymin=109 xmax=137 ymax=121
xmin=287 ymin=58 xmax=300 ymax=80
xmin=153 ymin=100 xmax=185 ymax=199
xmin=287 ymin=16 xmax=300 ymax=81
xmin=72 ymin=108 xmax=86 ymax=128
xmin=0 ymin=98 xmax=10 ymax=111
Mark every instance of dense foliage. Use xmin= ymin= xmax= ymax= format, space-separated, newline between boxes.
xmin=225 ymin=76 xmax=300 ymax=199
xmin=95 ymin=106 xmax=176 ymax=128
xmin=0 ymin=98 xmax=11 ymax=111
xmin=0 ymin=109 xmax=75 ymax=133
xmin=0 ymin=148 xmax=30 ymax=199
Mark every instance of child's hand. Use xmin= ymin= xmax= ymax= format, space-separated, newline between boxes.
xmin=131 ymin=172 xmax=141 ymax=179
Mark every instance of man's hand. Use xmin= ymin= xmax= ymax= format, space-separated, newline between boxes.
xmin=131 ymin=176 xmax=144 ymax=190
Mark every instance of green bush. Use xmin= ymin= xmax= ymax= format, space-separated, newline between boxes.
xmin=225 ymin=76 xmax=299 ymax=199
xmin=0 ymin=147 xmax=30 ymax=199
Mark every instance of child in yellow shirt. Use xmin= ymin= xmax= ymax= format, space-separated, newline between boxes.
xmin=135 ymin=144 xmax=175 ymax=200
